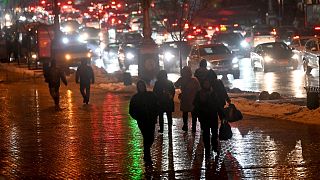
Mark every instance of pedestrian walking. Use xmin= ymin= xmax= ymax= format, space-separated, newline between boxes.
xmin=174 ymin=66 xmax=200 ymax=132
xmin=194 ymin=59 xmax=209 ymax=86
xmin=45 ymin=60 xmax=67 ymax=110
xmin=193 ymin=78 xmax=221 ymax=159
xmin=129 ymin=80 xmax=159 ymax=165
xmin=76 ymin=59 xmax=95 ymax=104
xmin=153 ymin=70 xmax=175 ymax=133
xmin=207 ymin=69 xmax=230 ymax=120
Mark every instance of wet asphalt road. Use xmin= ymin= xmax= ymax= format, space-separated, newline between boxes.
xmin=1 ymin=71 xmax=320 ymax=179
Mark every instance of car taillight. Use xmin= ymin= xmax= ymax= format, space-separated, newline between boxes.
xmin=315 ymin=26 xmax=320 ymax=30
xmin=205 ymin=35 xmax=210 ymax=38
xmin=187 ymin=35 xmax=195 ymax=39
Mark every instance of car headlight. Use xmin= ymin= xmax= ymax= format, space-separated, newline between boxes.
xmin=240 ymin=40 xmax=249 ymax=48
xmin=126 ymin=52 xmax=135 ymax=60
xmin=292 ymin=54 xmax=299 ymax=60
xmin=223 ymin=42 xmax=229 ymax=47
xmin=232 ymin=57 xmax=239 ymax=63
xmin=62 ymin=37 xmax=69 ymax=44
xmin=87 ymin=52 xmax=92 ymax=58
xmin=81 ymin=33 xmax=89 ymax=40
xmin=31 ymin=54 xmax=37 ymax=59
xmin=164 ymin=52 xmax=175 ymax=61
xmin=65 ymin=54 xmax=71 ymax=60
xmin=284 ymin=41 xmax=291 ymax=45
xmin=264 ymin=56 xmax=273 ymax=62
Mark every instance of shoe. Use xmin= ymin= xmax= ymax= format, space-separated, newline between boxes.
xmin=83 ymin=99 xmax=86 ymax=104
xmin=182 ymin=125 xmax=188 ymax=132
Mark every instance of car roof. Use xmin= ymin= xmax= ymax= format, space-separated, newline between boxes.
xmin=196 ymin=43 xmax=225 ymax=48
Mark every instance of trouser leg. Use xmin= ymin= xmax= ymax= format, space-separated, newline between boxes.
xmin=158 ymin=112 xmax=164 ymax=133
xmin=191 ymin=111 xmax=197 ymax=132
xmin=202 ymin=125 xmax=211 ymax=158
xmin=50 ymin=86 xmax=60 ymax=107
xmin=80 ymin=85 xmax=86 ymax=103
xmin=182 ymin=112 xmax=188 ymax=131
xmin=85 ymin=85 xmax=90 ymax=103
xmin=211 ymin=117 xmax=219 ymax=152
xmin=167 ymin=112 xmax=173 ymax=127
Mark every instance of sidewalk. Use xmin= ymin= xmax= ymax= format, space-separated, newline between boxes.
xmin=1 ymin=62 xmax=320 ymax=126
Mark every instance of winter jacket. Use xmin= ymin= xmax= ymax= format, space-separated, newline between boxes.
xmin=129 ymin=91 xmax=159 ymax=124
xmin=193 ymin=89 xmax=220 ymax=125
xmin=153 ymin=79 xmax=175 ymax=113
xmin=174 ymin=77 xmax=200 ymax=112
xmin=47 ymin=66 xmax=67 ymax=88
xmin=76 ymin=65 xmax=95 ymax=85
xmin=194 ymin=67 xmax=209 ymax=86
xmin=211 ymin=79 xmax=230 ymax=107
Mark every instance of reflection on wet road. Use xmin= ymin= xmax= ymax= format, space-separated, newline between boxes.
xmin=1 ymin=81 xmax=320 ymax=178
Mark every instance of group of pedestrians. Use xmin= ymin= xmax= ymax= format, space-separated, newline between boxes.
xmin=44 ymin=59 xmax=95 ymax=110
xmin=129 ymin=59 xmax=230 ymax=164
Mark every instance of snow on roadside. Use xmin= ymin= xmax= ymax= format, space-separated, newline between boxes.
xmin=232 ymin=98 xmax=320 ymax=125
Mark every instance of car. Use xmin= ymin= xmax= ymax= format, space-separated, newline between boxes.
xmin=289 ymin=35 xmax=314 ymax=63
xmin=185 ymin=27 xmax=211 ymax=45
xmin=275 ymin=26 xmax=298 ymax=45
xmin=159 ymin=41 xmax=191 ymax=72
xmin=302 ymin=37 xmax=320 ymax=74
xmin=118 ymin=43 xmax=140 ymax=70
xmin=117 ymin=32 xmax=143 ymax=44
xmin=244 ymin=25 xmax=276 ymax=48
xmin=212 ymin=32 xmax=249 ymax=57
xmin=79 ymin=27 xmax=104 ymax=43
xmin=250 ymin=42 xmax=299 ymax=72
xmin=104 ymin=42 xmax=120 ymax=62
xmin=55 ymin=44 xmax=92 ymax=68
xmin=187 ymin=44 xmax=240 ymax=79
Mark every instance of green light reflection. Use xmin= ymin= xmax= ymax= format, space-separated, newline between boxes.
xmin=127 ymin=114 xmax=144 ymax=180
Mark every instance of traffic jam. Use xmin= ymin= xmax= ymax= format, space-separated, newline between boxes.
xmin=1 ymin=0 xmax=320 ymax=97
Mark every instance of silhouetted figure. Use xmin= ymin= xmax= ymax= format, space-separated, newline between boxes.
xmin=76 ymin=59 xmax=94 ymax=104
xmin=194 ymin=59 xmax=209 ymax=86
xmin=207 ymin=70 xmax=230 ymax=120
xmin=45 ymin=60 xmax=67 ymax=110
xmin=153 ymin=70 xmax=175 ymax=133
xmin=193 ymin=78 xmax=221 ymax=158
xmin=129 ymin=80 xmax=159 ymax=165
xmin=174 ymin=66 xmax=200 ymax=132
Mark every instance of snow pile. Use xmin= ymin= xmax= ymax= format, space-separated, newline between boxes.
xmin=232 ymin=98 xmax=320 ymax=125
xmin=97 ymin=83 xmax=136 ymax=93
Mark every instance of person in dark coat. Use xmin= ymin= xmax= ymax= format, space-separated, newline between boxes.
xmin=207 ymin=69 xmax=231 ymax=120
xmin=174 ymin=66 xmax=200 ymax=132
xmin=76 ymin=59 xmax=95 ymax=104
xmin=153 ymin=70 xmax=175 ymax=133
xmin=46 ymin=60 xmax=67 ymax=110
xmin=129 ymin=80 xmax=159 ymax=165
xmin=193 ymin=78 xmax=221 ymax=158
xmin=194 ymin=59 xmax=209 ymax=86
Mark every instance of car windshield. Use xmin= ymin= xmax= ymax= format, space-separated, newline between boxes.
xmin=125 ymin=33 xmax=142 ymax=41
xmin=261 ymin=43 xmax=290 ymax=51
xmin=199 ymin=45 xmax=230 ymax=56
xmin=215 ymin=33 xmax=243 ymax=42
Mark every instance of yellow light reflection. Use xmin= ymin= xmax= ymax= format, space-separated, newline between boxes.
xmin=291 ymin=70 xmax=305 ymax=98
xmin=67 ymin=90 xmax=73 ymax=124
xmin=264 ymin=73 xmax=276 ymax=93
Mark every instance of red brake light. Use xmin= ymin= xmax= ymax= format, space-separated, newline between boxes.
xmin=187 ymin=35 xmax=195 ymax=39
xmin=208 ymin=26 xmax=213 ymax=30
xmin=315 ymin=27 xmax=320 ymax=30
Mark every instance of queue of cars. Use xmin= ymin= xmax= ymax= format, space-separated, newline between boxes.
xmin=101 ymin=24 xmax=319 ymax=76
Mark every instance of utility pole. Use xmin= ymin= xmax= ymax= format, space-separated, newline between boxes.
xmin=138 ymin=0 xmax=159 ymax=84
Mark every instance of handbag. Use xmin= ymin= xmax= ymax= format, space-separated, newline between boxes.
xmin=224 ymin=103 xmax=243 ymax=122
xmin=219 ymin=120 xmax=233 ymax=140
